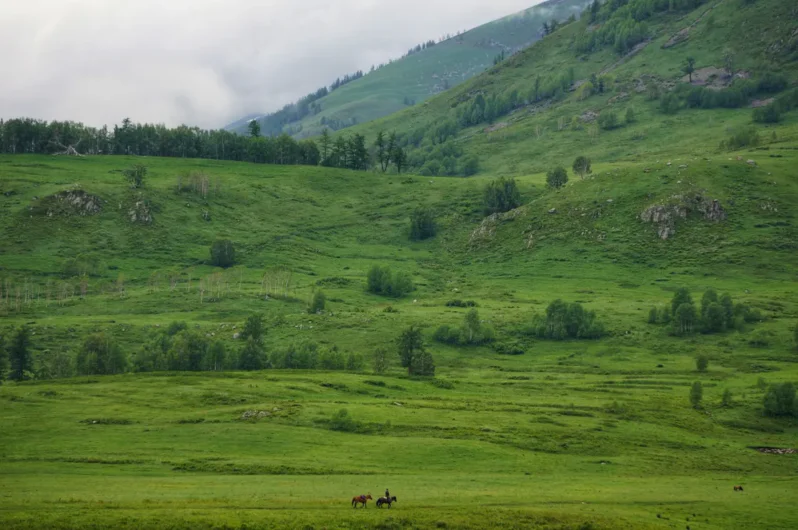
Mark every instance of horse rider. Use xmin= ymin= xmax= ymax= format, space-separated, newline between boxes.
xmin=385 ymin=488 xmax=390 ymax=500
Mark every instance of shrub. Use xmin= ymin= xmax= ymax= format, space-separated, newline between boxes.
xmin=625 ymin=107 xmax=636 ymax=124
xmin=483 ymin=177 xmax=521 ymax=215
xmin=308 ymin=291 xmax=326 ymax=314
xmin=572 ymin=156 xmax=592 ymax=179
xmin=530 ymin=300 xmax=604 ymax=340
xmin=722 ymin=128 xmax=760 ymax=151
xmin=546 ymin=167 xmax=568 ymax=189
xmin=696 ymin=355 xmax=709 ymax=372
xmin=446 ymin=300 xmax=477 ymax=308
xmin=748 ymin=329 xmax=772 ymax=348
xmin=493 ymin=341 xmax=525 ymax=355
xmin=752 ymin=104 xmax=781 ymax=124
xmin=373 ymin=348 xmax=388 ymax=374
xmin=648 ymin=307 xmax=659 ymax=324
xmin=329 ymin=409 xmax=359 ymax=432
xmin=346 ymin=352 xmax=365 ymax=372
xmin=763 ymin=383 xmax=796 ymax=418
xmin=210 ymin=240 xmax=236 ymax=268
xmin=410 ymin=208 xmax=437 ymax=241
xmin=659 ymin=93 xmax=681 ymax=114
xmin=123 ymin=164 xmax=147 ymax=188
xmin=366 ymin=265 xmax=414 ymax=298
xmin=460 ymin=155 xmax=480 ymax=176
xmin=721 ymin=389 xmax=733 ymax=408
xmin=690 ymin=381 xmax=703 ymax=409
xmin=433 ymin=325 xmax=461 ymax=345
xmin=597 ymin=111 xmax=619 ymax=130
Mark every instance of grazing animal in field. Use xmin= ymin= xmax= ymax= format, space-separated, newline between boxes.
xmin=734 ymin=485 xmax=744 ymax=492
xmin=352 ymin=494 xmax=372 ymax=508
xmin=377 ymin=495 xmax=397 ymax=508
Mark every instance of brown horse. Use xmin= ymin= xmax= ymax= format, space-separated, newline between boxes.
xmin=734 ymin=485 xmax=744 ymax=492
xmin=377 ymin=495 xmax=397 ymax=508
xmin=351 ymin=494 xmax=373 ymax=508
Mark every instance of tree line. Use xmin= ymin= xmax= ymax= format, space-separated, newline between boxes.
xmin=0 ymin=117 xmax=413 ymax=173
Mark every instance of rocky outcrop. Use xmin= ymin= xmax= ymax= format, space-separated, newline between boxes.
xmin=640 ymin=193 xmax=726 ymax=240
xmin=128 ymin=201 xmax=153 ymax=224
xmin=37 ymin=189 xmax=103 ymax=217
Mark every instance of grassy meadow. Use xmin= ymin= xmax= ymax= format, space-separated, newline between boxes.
xmin=1 ymin=148 xmax=797 ymax=529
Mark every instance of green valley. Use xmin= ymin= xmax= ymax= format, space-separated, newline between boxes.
xmin=1 ymin=0 xmax=798 ymax=529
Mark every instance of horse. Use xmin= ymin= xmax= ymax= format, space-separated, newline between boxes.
xmin=351 ymin=494 xmax=373 ymax=508
xmin=734 ymin=485 xmax=744 ymax=492
xmin=376 ymin=495 xmax=397 ymax=508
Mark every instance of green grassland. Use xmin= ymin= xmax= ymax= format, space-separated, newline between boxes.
xmin=3 ymin=1 xmax=798 ymax=528
xmin=1 ymin=147 xmax=797 ymax=529
xmin=230 ymin=0 xmax=590 ymax=138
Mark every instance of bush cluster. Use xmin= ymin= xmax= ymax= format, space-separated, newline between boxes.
xmin=649 ymin=289 xmax=762 ymax=336
xmin=366 ymin=265 xmax=414 ymax=298
xmin=528 ymin=300 xmax=605 ymax=340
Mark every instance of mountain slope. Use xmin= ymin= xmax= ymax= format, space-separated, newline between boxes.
xmin=344 ymin=0 xmax=798 ymax=176
xmin=228 ymin=0 xmax=591 ymax=137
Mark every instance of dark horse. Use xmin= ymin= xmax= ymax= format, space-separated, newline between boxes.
xmin=376 ymin=496 xmax=397 ymax=508
xmin=734 ymin=485 xmax=744 ymax=492
xmin=352 ymin=494 xmax=373 ymax=508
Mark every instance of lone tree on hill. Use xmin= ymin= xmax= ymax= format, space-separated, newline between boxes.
xmin=248 ymin=119 xmax=261 ymax=138
xmin=483 ymin=177 xmax=521 ymax=215
xmin=210 ymin=240 xmax=236 ymax=268
xmin=397 ymin=325 xmax=433 ymax=375
xmin=546 ymin=167 xmax=568 ymax=189
xmin=409 ymin=208 xmax=437 ymax=241
xmin=763 ymin=383 xmax=796 ymax=418
xmin=696 ymin=355 xmax=709 ymax=372
xmin=8 ymin=326 xmax=33 ymax=381
xmin=690 ymin=381 xmax=703 ymax=409
xmin=308 ymin=291 xmax=326 ymax=314
xmin=684 ymin=57 xmax=696 ymax=83
xmin=572 ymin=156 xmax=592 ymax=180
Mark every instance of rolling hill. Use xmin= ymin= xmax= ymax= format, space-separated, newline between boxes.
xmin=227 ymin=0 xmax=591 ymax=138
xmin=2 ymin=0 xmax=798 ymax=529
xmin=343 ymin=0 xmax=798 ymax=176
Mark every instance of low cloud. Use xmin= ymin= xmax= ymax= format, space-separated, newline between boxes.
xmin=0 ymin=0 xmax=543 ymax=128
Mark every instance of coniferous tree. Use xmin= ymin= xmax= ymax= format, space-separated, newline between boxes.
xmin=374 ymin=131 xmax=389 ymax=172
xmin=319 ymin=129 xmax=331 ymax=165
xmin=0 ymin=333 xmax=8 ymax=383
xmin=690 ymin=381 xmax=703 ymax=409
xmin=8 ymin=326 xmax=32 ymax=381
xmin=248 ymin=120 xmax=261 ymax=138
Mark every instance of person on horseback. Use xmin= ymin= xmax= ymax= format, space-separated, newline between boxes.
xmin=385 ymin=488 xmax=390 ymax=499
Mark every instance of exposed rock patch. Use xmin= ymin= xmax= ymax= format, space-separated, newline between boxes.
xmin=35 ymin=189 xmax=103 ymax=217
xmin=469 ymin=206 xmax=527 ymax=245
xmin=640 ymin=193 xmax=727 ymax=240
xmin=751 ymin=447 xmax=796 ymax=455
xmin=128 ymin=200 xmax=153 ymax=224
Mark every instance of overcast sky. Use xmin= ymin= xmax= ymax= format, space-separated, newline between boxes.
xmin=0 ymin=0 xmax=545 ymax=129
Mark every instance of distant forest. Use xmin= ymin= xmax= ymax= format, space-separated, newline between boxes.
xmin=0 ymin=117 xmax=405 ymax=173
